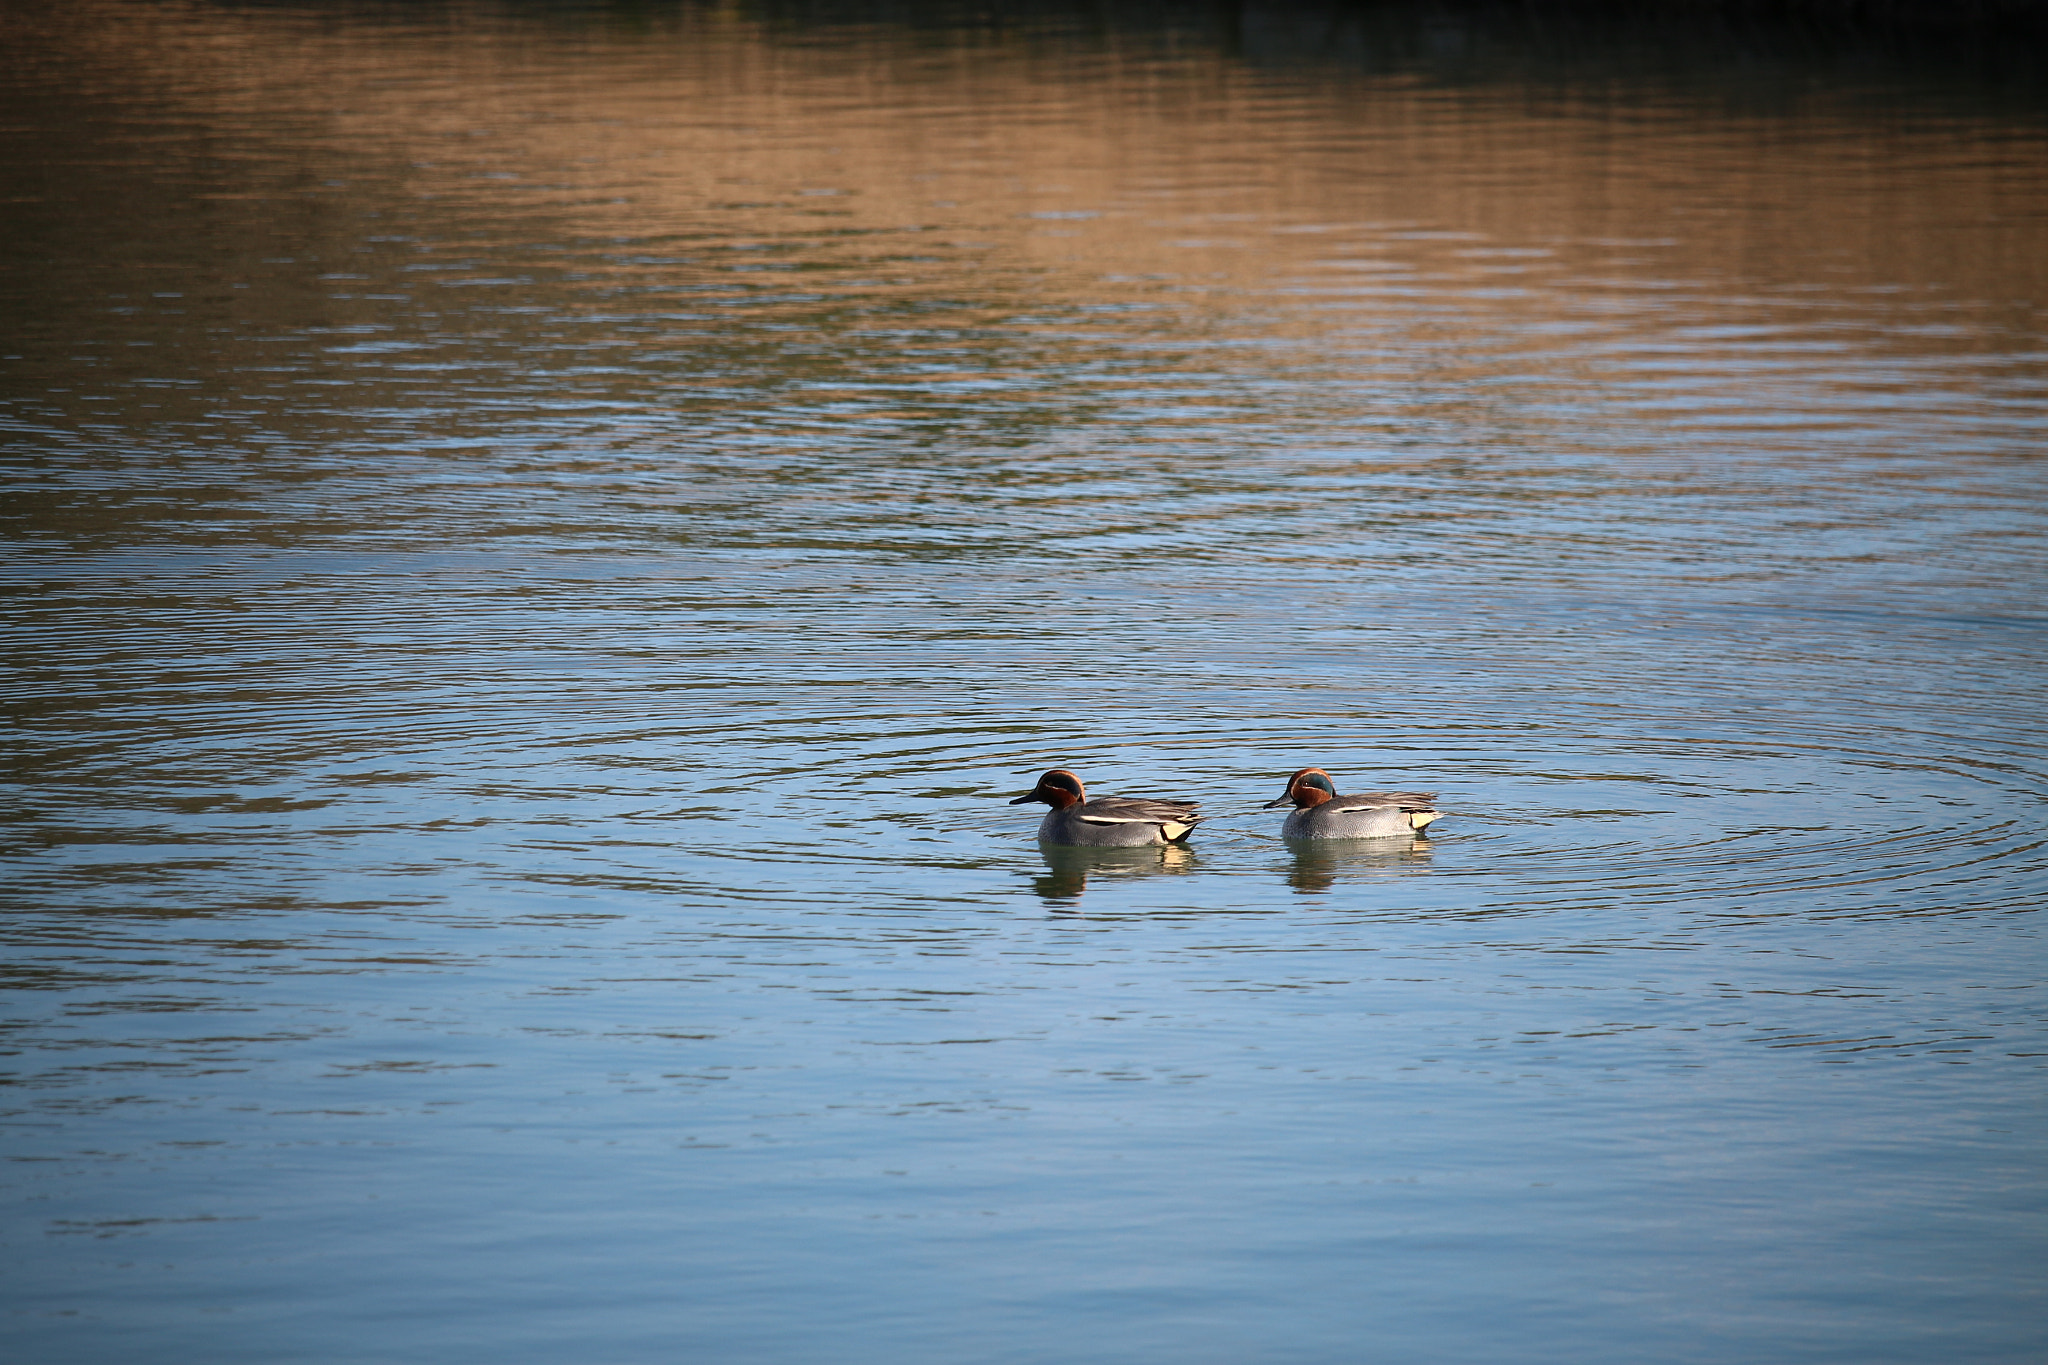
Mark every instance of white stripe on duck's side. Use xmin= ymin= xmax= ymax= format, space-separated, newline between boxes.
xmin=1264 ymin=766 xmax=1441 ymax=840
xmin=1010 ymin=768 xmax=1202 ymax=847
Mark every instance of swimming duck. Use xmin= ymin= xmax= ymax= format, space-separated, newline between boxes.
xmin=1009 ymin=768 xmax=1202 ymax=847
xmin=1264 ymin=766 xmax=1441 ymax=839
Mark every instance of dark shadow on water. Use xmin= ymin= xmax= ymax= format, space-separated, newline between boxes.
xmin=376 ymin=0 xmax=2048 ymax=109
xmin=195 ymin=1 xmax=2048 ymax=108
xmin=1030 ymin=842 xmax=1197 ymax=904
xmin=1283 ymin=835 xmax=1433 ymax=894
xmin=1227 ymin=0 xmax=2048 ymax=105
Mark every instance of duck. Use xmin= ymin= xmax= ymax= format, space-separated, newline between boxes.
xmin=1009 ymin=768 xmax=1202 ymax=847
xmin=1264 ymin=766 xmax=1442 ymax=839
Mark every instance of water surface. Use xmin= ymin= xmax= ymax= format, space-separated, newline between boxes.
xmin=4 ymin=3 xmax=2046 ymax=1362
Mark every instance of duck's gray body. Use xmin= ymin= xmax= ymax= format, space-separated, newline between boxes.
xmin=1012 ymin=769 xmax=1201 ymax=847
xmin=1280 ymin=793 xmax=1439 ymax=840
xmin=1037 ymin=797 xmax=1202 ymax=847
xmin=1267 ymin=767 xmax=1441 ymax=840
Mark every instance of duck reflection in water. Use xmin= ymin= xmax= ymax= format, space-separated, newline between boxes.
xmin=1031 ymin=842 xmax=1196 ymax=903
xmin=1284 ymin=836 xmax=1434 ymax=894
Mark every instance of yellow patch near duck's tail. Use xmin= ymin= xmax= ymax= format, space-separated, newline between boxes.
xmin=1160 ymin=821 xmax=1196 ymax=843
xmin=1408 ymin=811 xmax=1442 ymax=831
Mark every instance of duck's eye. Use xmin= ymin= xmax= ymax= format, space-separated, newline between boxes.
xmin=1301 ymin=773 xmax=1337 ymax=796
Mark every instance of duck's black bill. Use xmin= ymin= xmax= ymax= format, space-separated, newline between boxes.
xmin=1010 ymin=792 xmax=1044 ymax=805
xmin=1261 ymin=795 xmax=1295 ymax=809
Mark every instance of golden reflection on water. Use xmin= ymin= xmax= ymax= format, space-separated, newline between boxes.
xmin=12 ymin=0 xmax=2043 ymax=397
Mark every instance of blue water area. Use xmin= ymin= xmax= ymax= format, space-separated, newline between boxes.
xmin=4 ymin=2 xmax=2045 ymax=1362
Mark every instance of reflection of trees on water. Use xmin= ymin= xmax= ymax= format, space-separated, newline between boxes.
xmin=1284 ymin=836 xmax=1432 ymax=894
xmin=1031 ymin=843 xmax=1196 ymax=903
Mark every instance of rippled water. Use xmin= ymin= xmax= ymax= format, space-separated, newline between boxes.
xmin=5 ymin=3 xmax=2047 ymax=1362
